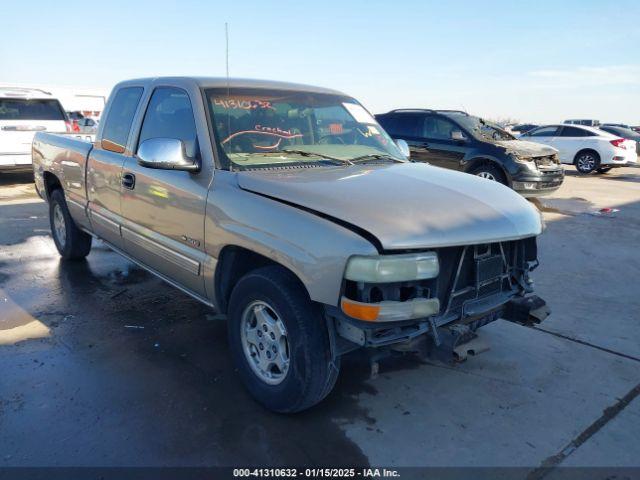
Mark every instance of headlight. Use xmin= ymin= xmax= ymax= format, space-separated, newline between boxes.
xmin=345 ymin=252 xmax=439 ymax=283
xmin=512 ymin=154 xmax=537 ymax=170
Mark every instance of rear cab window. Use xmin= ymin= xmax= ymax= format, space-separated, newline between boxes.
xmin=101 ymin=87 xmax=144 ymax=153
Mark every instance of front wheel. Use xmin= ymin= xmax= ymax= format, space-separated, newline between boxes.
xmin=468 ymin=163 xmax=507 ymax=185
xmin=227 ymin=265 xmax=339 ymax=413
xmin=49 ymin=189 xmax=92 ymax=260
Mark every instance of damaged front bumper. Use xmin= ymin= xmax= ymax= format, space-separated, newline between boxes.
xmin=327 ymin=293 xmax=550 ymax=363
xmin=329 ymin=238 xmax=550 ymax=363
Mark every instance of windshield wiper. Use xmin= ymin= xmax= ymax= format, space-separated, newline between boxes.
xmin=349 ymin=153 xmax=404 ymax=164
xmin=279 ymin=149 xmax=353 ymax=165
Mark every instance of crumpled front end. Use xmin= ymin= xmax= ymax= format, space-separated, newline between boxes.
xmin=328 ymin=236 xmax=549 ymax=363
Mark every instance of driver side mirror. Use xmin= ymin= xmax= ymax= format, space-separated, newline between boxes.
xmin=137 ymin=138 xmax=199 ymax=172
xmin=451 ymin=130 xmax=466 ymax=141
xmin=395 ymin=139 xmax=411 ymax=159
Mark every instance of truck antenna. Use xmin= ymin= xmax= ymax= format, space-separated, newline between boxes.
xmin=225 ymin=22 xmax=231 ymax=135
xmin=225 ymin=22 xmax=230 ymax=90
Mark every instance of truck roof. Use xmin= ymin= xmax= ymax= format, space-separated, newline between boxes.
xmin=114 ymin=77 xmax=348 ymax=97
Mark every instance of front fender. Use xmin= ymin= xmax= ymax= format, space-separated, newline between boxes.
xmin=204 ymin=171 xmax=378 ymax=306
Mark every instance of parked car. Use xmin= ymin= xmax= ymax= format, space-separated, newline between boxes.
xmin=1 ymin=87 xmax=69 ymax=172
xmin=511 ymin=124 xmax=538 ymax=134
xmin=375 ymin=109 xmax=563 ymax=196
xmin=564 ymin=119 xmax=600 ymax=127
xmin=66 ymin=111 xmax=85 ymax=121
xmin=76 ymin=117 xmax=99 ymax=133
xmin=33 ymin=77 xmax=549 ymax=412
xmin=520 ymin=124 xmax=637 ymax=173
xmin=598 ymin=125 xmax=640 ymax=155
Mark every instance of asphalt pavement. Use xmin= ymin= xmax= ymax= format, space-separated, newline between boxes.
xmin=1 ymin=168 xmax=639 ymax=475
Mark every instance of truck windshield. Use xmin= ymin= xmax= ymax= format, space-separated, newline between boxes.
xmin=0 ymin=99 xmax=66 ymax=121
xmin=206 ymin=88 xmax=405 ymax=170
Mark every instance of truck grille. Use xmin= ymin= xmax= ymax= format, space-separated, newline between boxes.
xmin=343 ymin=238 xmax=537 ymax=323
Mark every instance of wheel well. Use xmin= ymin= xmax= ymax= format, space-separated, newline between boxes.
xmin=573 ymin=149 xmax=600 ymax=164
xmin=465 ymin=158 xmax=508 ymax=181
xmin=43 ymin=172 xmax=62 ymax=200
xmin=214 ymin=246 xmax=306 ymax=314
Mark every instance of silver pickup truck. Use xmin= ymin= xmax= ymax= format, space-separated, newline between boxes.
xmin=33 ymin=77 xmax=549 ymax=412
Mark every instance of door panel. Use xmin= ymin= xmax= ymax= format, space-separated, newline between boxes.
xmin=546 ymin=137 xmax=572 ymax=163
xmin=86 ymin=86 xmax=144 ymax=248
xmin=119 ymin=164 xmax=208 ymax=294
xmin=120 ymin=86 xmax=209 ymax=296
xmin=414 ymin=116 xmax=466 ymax=169
xmin=87 ymin=149 xmax=127 ymax=247
xmin=413 ymin=139 xmax=465 ymax=169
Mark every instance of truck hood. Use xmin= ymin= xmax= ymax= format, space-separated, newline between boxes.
xmin=495 ymin=139 xmax=558 ymax=158
xmin=236 ymin=163 xmax=542 ymax=251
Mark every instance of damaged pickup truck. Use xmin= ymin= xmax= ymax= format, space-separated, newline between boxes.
xmin=32 ymin=77 xmax=549 ymax=412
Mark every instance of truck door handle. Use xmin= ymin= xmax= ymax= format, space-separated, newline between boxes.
xmin=122 ymin=173 xmax=136 ymax=190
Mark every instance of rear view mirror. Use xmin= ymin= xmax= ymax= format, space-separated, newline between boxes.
xmin=395 ymin=139 xmax=411 ymax=159
xmin=451 ymin=130 xmax=466 ymax=141
xmin=137 ymin=138 xmax=199 ymax=172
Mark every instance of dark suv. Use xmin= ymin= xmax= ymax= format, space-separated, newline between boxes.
xmin=375 ymin=109 xmax=564 ymax=196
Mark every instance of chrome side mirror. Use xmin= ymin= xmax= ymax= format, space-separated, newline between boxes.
xmin=137 ymin=138 xmax=199 ymax=172
xmin=395 ymin=139 xmax=411 ymax=159
xmin=451 ymin=130 xmax=466 ymax=141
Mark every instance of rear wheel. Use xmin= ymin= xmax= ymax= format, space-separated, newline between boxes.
xmin=49 ymin=189 xmax=92 ymax=260
xmin=227 ymin=265 xmax=339 ymax=413
xmin=468 ymin=163 xmax=507 ymax=185
xmin=574 ymin=151 xmax=600 ymax=174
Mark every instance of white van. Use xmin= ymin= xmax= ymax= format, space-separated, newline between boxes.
xmin=0 ymin=88 xmax=69 ymax=172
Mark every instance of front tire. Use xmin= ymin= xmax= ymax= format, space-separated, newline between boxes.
xmin=49 ymin=189 xmax=92 ymax=260
xmin=574 ymin=151 xmax=600 ymax=174
xmin=227 ymin=265 xmax=339 ymax=413
xmin=468 ymin=163 xmax=507 ymax=185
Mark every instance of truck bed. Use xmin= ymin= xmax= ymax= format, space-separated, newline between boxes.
xmin=32 ymin=132 xmax=93 ymax=208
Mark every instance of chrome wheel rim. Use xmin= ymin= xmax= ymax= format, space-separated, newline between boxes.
xmin=53 ymin=204 xmax=66 ymax=248
xmin=577 ymin=155 xmax=596 ymax=172
xmin=240 ymin=300 xmax=290 ymax=385
xmin=477 ymin=171 xmax=497 ymax=181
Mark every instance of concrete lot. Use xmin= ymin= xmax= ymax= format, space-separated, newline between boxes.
xmin=1 ymin=167 xmax=639 ymax=473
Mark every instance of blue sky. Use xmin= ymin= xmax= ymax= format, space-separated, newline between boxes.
xmin=2 ymin=0 xmax=639 ymax=124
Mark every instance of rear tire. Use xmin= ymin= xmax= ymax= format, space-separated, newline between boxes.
xmin=574 ymin=150 xmax=600 ymax=174
xmin=227 ymin=265 xmax=339 ymax=413
xmin=468 ymin=163 xmax=507 ymax=185
xmin=49 ymin=189 xmax=92 ymax=260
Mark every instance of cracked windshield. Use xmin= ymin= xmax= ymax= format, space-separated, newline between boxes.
xmin=207 ymin=88 xmax=405 ymax=169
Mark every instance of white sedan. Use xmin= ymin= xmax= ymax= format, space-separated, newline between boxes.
xmin=519 ymin=124 xmax=637 ymax=174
